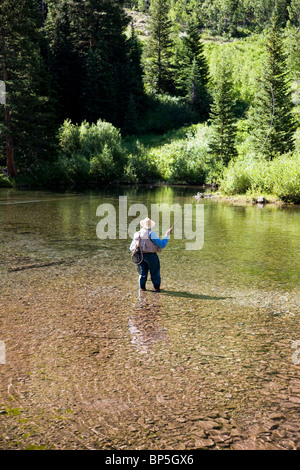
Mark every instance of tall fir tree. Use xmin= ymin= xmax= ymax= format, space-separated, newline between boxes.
xmin=0 ymin=0 xmax=57 ymax=176
xmin=143 ymin=0 xmax=174 ymax=94
xmin=68 ymin=0 xmax=132 ymax=127
xmin=287 ymin=0 xmax=300 ymax=28
xmin=209 ymin=57 xmax=238 ymax=165
xmin=45 ymin=0 xmax=84 ymax=123
xmin=174 ymin=20 xmax=210 ymax=118
xmin=186 ymin=57 xmax=205 ymax=114
xmin=125 ymin=23 xmax=145 ymax=112
xmin=249 ymin=17 xmax=296 ymax=159
xmin=123 ymin=23 xmax=145 ymax=133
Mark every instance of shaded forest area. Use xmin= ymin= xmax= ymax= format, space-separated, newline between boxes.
xmin=0 ymin=0 xmax=300 ymax=201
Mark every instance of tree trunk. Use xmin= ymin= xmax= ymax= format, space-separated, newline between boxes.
xmin=4 ymin=106 xmax=16 ymax=177
xmin=1 ymin=28 xmax=17 ymax=177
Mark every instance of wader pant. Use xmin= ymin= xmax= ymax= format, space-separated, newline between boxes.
xmin=138 ymin=253 xmax=161 ymax=290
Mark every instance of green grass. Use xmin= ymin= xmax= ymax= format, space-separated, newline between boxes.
xmin=220 ymin=152 xmax=300 ymax=203
xmin=123 ymin=126 xmax=189 ymax=151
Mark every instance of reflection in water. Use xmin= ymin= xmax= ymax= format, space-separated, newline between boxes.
xmin=128 ymin=290 xmax=168 ymax=355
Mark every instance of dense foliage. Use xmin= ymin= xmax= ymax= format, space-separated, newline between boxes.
xmin=0 ymin=0 xmax=299 ymax=202
xmin=126 ymin=0 xmax=300 ymax=33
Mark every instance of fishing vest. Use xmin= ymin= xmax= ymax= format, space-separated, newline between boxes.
xmin=138 ymin=229 xmax=162 ymax=253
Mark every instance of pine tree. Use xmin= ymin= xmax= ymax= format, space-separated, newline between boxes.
xmin=186 ymin=57 xmax=204 ymax=113
xmin=144 ymin=0 xmax=174 ymax=94
xmin=249 ymin=17 xmax=296 ymax=159
xmin=68 ymin=0 xmax=132 ymax=127
xmin=45 ymin=0 xmax=84 ymax=123
xmin=123 ymin=23 xmax=145 ymax=132
xmin=274 ymin=0 xmax=290 ymax=27
xmin=183 ymin=20 xmax=210 ymax=88
xmin=287 ymin=0 xmax=300 ymax=28
xmin=0 ymin=0 xmax=57 ymax=176
xmin=175 ymin=20 xmax=210 ymax=118
xmin=209 ymin=57 xmax=237 ymax=165
xmin=84 ymin=41 xmax=117 ymax=124
xmin=125 ymin=23 xmax=145 ymax=113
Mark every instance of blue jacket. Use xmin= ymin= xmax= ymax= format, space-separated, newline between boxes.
xmin=130 ymin=230 xmax=169 ymax=252
xmin=149 ymin=231 xmax=169 ymax=249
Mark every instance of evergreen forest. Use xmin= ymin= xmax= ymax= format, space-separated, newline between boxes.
xmin=1 ymin=0 xmax=300 ymax=202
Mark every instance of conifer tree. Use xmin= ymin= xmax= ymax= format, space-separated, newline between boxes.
xmin=249 ymin=17 xmax=296 ymax=159
xmin=177 ymin=20 xmax=210 ymax=118
xmin=69 ymin=0 xmax=132 ymax=127
xmin=123 ymin=23 xmax=145 ymax=132
xmin=183 ymin=21 xmax=210 ymax=88
xmin=45 ymin=0 xmax=83 ymax=123
xmin=144 ymin=0 xmax=174 ymax=94
xmin=0 ymin=0 xmax=57 ymax=176
xmin=126 ymin=23 xmax=145 ymax=113
xmin=186 ymin=57 xmax=204 ymax=113
xmin=287 ymin=0 xmax=300 ymax=28
xmin=209 ymin=57 xmax=237 ymax=165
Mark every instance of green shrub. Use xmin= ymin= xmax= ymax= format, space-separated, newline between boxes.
xmin=79 ymin=120 xmax=125 ymax=160
xmin=90 ymin=145 xmax=124 ymax=184
xmin=123 ymin=140 xmax=161 ymax=183
xmin=58 ymin=119 xmax=81 ymax=157
xmin=13 ymin=160 xmax=67 ymax=189
xmin=58 ymin=154 xmax=90 ymax=188
xmin=0 ymin=174 xmax=13 ymax=188
xmin=220 ymin=152 xmax=300 ymax=202
xmin=270 ymin=153 xmax=300 ymax=203
xmin=220 ymin=155 xmax=270 ymax=195
xmin=149 ymin=124 xmax=222 ymax=184
xmin=58 ymin=119 xmax=127 ymax=186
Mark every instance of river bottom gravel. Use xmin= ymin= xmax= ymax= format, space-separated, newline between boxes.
xmin=0 ymin=256 xmax=299 ymax=450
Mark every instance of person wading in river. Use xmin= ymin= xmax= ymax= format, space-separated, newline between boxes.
xmin=130 ymin=217 xmax=173 ymax=292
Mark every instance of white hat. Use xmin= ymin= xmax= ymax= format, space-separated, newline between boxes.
xmin=140 ymin=217 xmax=155 ymax=229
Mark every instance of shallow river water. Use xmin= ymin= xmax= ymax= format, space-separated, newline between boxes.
xmin=0 ymin=186 xmax=299 ymax=450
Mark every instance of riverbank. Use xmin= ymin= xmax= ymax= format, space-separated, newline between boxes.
xmin=1 ymin=177 xmax=298 ymax=208
xmin=202 ymin=191 xmax=288 ymax=206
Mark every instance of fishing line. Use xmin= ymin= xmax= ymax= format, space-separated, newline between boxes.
xmin=171 ymin=192 xmax=202 ymax=230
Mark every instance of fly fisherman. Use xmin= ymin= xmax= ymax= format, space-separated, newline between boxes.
xmin=130 ymin=217 xmax=173 ymax=292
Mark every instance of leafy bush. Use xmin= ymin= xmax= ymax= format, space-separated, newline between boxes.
xmin=58 ymin=154 xmax=90 ymax=188
xmin=147 ymin=124 xmax=223 ymax=184
xmin=220 ymin=152 xmax=300 ymax=202
xmin=58 ymin=119 xmax=81 ymax=157
xmin=0 ymin=174 xmax=13 ymax=188
xmin=58 ymin=119 xmax=127 ymax=186
xmin=205 ymin=34 xmax=265 ymax=107
xmin=90 ymin=145 xmax=124 ymax=185
xmin=270 ymin=153 xmax=300 ymax=203
xmin=13 ymin=160 xmax=66 ymax=189
xmin=123 ymin=140 xmax=161 ymax=183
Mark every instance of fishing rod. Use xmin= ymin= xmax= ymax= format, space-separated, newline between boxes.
xmin=170 ymin=192 xmax=203 ymax=231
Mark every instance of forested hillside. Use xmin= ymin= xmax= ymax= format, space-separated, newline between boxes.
xmin=0 ymin=0 xmax=299 ymax=201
